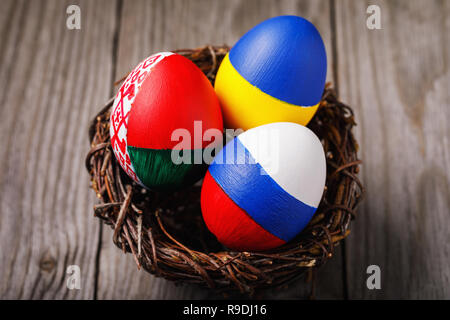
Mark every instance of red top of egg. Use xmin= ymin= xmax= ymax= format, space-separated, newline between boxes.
xmin=127 ymin=53 xmax=223 ymax=150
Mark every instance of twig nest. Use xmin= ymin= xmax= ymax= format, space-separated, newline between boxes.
xmin=86 ymin=46 xmax=364 ymax=296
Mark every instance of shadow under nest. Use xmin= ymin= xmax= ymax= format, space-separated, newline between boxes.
xmin=85 ymin=45 xmax=364 ymax=297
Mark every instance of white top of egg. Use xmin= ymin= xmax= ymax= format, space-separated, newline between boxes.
xmin=237 ymin=122 xmax=326 ymax=208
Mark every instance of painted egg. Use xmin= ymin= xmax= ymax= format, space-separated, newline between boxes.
xmin=110 ymin=52 xmax=223 ymax=191
xmin=201 ymin=122 xmax=326 ymax=251
xmin=215 ymin=15 xmax=327 ymax=131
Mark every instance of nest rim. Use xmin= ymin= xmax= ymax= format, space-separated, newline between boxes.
xmin=85 ymin=45 xmax=364 ymax=297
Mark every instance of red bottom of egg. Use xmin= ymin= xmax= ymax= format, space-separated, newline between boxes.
xmin=201 ymin=171 xmax=286 ymax=251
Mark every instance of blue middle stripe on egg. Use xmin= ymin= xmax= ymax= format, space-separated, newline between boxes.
xmin=228 ymin=15 xmax=327 ymax=106
xmin=208 ymin=137 xmax=317 ymax=242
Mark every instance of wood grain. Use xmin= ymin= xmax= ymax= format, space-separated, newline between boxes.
xmin=0 ymin=0 xmax=117 ymax=299
xmin=3 ymin=0 xmax=448 ymax=300
xmin=96 ymin=0 xmax=342 ymax=299
xmin=335 ymin=0 xmax=450 ymax=299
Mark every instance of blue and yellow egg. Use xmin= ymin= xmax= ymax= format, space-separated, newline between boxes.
xmin=215 ymin=15 xmax=327 ymax=130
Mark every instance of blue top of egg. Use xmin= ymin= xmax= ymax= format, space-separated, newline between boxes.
xmin=229 ymin=15 xmax=327 ymax=106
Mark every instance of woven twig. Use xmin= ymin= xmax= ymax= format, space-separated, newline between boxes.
xmin=85 ymin=45 xmax=364 ymax=297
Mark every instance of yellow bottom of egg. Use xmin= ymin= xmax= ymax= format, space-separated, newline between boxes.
xmin=214 ymin=54 xmax=320 ymax=131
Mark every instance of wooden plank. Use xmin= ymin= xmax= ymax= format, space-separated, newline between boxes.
xmin=0 ymin=0 xmax=117 ymax=299
xmin=335 ymin=0 xmax=450 ymax=299
xmin=97 ymin=0 xmax=342 ymax=299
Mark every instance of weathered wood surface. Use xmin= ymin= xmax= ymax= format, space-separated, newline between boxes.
xmin=0 ymin=0 xmax=449 ymax=300
xmin=0 ymin=0 xmax=117 ymax=299
xmin=335 ymin=0 xmax=450 ymax=299
xmin=97 ymin=0 xmax=341 ymax=300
